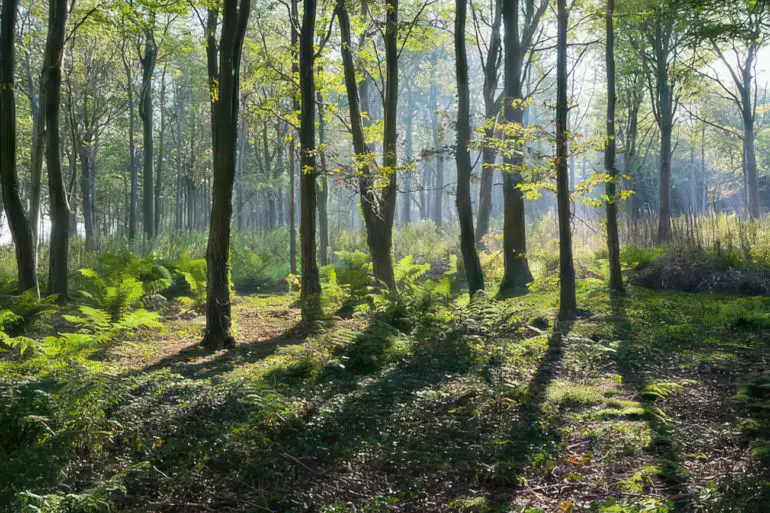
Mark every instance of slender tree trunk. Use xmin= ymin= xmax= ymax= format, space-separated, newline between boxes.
xmin=316 ymin=90 xmax=329 ymax=266
xmin=288 ymin=0 xmax=298 ymax=276
xmin=0 ymin=0 xmax=39 ymax=296
xmin=455 ymin=0 xmax=484 ymax=296
xmin=44 ymin=0 xmax=69 ymax=299
xmin=555 ymin=0 xmax=576 ymax=318
xmin=744 ymin=113 xmax=759 ymax=218
xmin=175 ymin=84 xmax=183 ymax=231
xmin=476 ymin=0 xmax=502 ymax=244
xmin=121 ymin=36 xmax=138 ymax=242
xmin=289 ymin=142 xmax=297 ymax=274
xmin=604 ymin=0 xmax=623 ymax=294
xmin=79 ymin=143 xmax=97 ymax=251
xmin=29 ymin=85 xmax=46 ymax=268
xmin=155 ymin=65 xmax=167 ymax=234
xmin=140 ymin=30 xmax=156 ymax=241
xmin=203 ymin=0 xmax=250 ymax=350
xmin=401 ymin=89 xmax=414 ymax=226
xmin=337 ymin=0 xmax=396 ymax=290
xmin=500 ymin=0 xmax=533 ymax=291
xmin=429 ymin=69 xmax=443 ymax=229
xmin=298 ymin=0 xmax=321 ymax=307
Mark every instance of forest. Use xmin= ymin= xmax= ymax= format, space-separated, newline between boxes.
xmin=1 ymin=0 xmax=770 ymax=511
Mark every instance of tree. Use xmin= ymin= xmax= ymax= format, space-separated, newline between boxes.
xmin=316 ymin=89 xmax=329 ymax=266
xmin=454 ymin=0 xmax=484 ymax=296
xmin=0 ymin=0 xmax=39 ymax=296
xmin=337 ymin=0 xmax=398 ymax=290
xmin=624 ymin=0 xmax=689 ymax=242
xmin=698 ymin=0 xmax=768 ymax=218
xmin=499 ymin=0 xmax=547 ymax=291
xmin=43 ymin=0 xmax=70 ymax=299
xmin=472 ymin=0 xmax=502 ymax=244
xmin=555 ymin=0 xmax=575 ymax=318
xmin=140 ymin=27 xmax=157 ymax=240
xmin=298 ymin=0 xmax=321 ymax=307
xmin=202 ymin=0 xmax=251 ymax=350
xmin=605 ymin=0 xmax=624 ymax=294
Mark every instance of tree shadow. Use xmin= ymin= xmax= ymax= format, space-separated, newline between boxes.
xmin=610 ymin=294 xmax=694 ymax=511
xmin=493 ymin=318 xmax=570 ymax=482
xmin=126 ymin=322 xmax=307 ymax=380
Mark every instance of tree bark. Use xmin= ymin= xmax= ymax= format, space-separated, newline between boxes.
xmin=500 ymin=0 xmax=533 ymax=291
xmin=121 ymin=34 xmax=138 ymax=243
xmin=298 ymin=0 xmax=321 ymax=307
xmin=555 ymin=0 xmax=576 ymax=318
xmin=429 ymin=63 xmax=443 ymax=229
xmin=337 ymin=0 xmax=397 ymax=290
xmin=140 ymin=30 xmax=156 ymax=241
xmin=455 ymin=0 xmax=484 ymax=296
xmin=475 ymin=0 xmax=502 ymax=244
xmin=0 ymin=0 xmax=39 ymax=296
xmin=155 ymin=65 xmax=167 ymax=234
xmin=605 ymin=0 xmax=623 ymax=294
xmin=79 ymin=143 xmax=97 ymax=251
xmin=316 ymin=90 xmax=329 ymax=266
xmin=43 ymin=0 xmax=69 ymax=299
xmin=203 ymin=0 xmax=251 ymax=350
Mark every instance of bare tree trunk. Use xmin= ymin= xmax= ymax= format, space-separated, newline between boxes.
xmin=475 ymin=0 xmax=502 ymax=244
xmin=604 ymin=0 xmax=623 ymax=294
xmin=79 ymin=143 xmax=97 ymax=251
xmin=0 ymin=0 xmax=39 ymax=296
xmin=556 ymin=0 xmax=576 ymax=318
xmin=44 ymin=0 xmax=69 ymax=299
xmin=316 ymin=90 xmax=329 ymax=266
xmin=429 ymin=65 xmax=443 ymax=229
xmin=455 ymin=0 xmax=484 ymax=296
xmin=289 ymin=142 xmax=297 ymax=274
xmin=288 ymin=0 xmax=298 ymax=276
xmin=155 ymin=65 xmax=167 ymax=234
xmin=500 ymin=0 xmax=533 ymax=291
xmin=121 ymin=35 xmax=138 ymax=243
xmin=401 ymin=89 xmax=414 ymax=226
xmin=298 ymin=0 xmax=321 ymax=308
xmin=140 ymin=30 xmax=156 ymax=241
xmin=337 ymin=0 xmax=397 ymax=290
xmin=203 ymin=0 xmax=251 ymax=350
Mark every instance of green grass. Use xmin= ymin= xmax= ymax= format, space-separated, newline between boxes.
xmin=2 ymin=269 xmax=770 ymax=512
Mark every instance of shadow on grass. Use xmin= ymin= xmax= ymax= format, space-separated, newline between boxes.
xmin=492 ymin=319 xmax=570 ymax=483
xmin=610 ymin=294 xmax=693 ymax=511
xmin=127 ymin=322 xmax=307 ymax=379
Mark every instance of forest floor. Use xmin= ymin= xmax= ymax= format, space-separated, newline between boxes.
xmin=3 ymin=281 xmax=770 ymax=513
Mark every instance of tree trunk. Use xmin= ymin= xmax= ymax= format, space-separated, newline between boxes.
xmin=555 ymin=0 xmax=576 ymax=318
xmin=744 ymin=113 xmax=759 ymax=218
xmin=79 ymin=143 xmax=97 ymax=251
xmin=604 ymin=0 xmax=623 ymax=294
xmin=29 ymin=85 xmax=45 ymax=269
xmin=155 ymin=65 xmax=167 ymax=234
xmin=429 ymin=68 xmax=443 ymax=229
xmin=122 ymin=35 xmax=138 ymax=243
xmin=337 ymin=0 xmax=397 ymax=290
xmin=0 ymin=0 xmax=39 ymax=296
xmin=454 ymin=0 xmax=484 ymax=296
xmin=140 ymin=30 xmax=156 ymax=241
xmin=500 ymin=0 xmax=533 ymax=291
xmin=475 ymin=0 xmax=502 ymax=244
xmin=203 ymin=0 xmax=251 ymax=350
xmin=44 ymin=0 xmax=69 ymax=299
xmin=289 ymin=141 xmax=297 ymax=274
xmin=298 ymin=0 xmax=321 ymax=307
xmin=316 ymin=90 xmax=329 ymax=266
xmin=401 ymin=89 xmax=414 ymax=226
